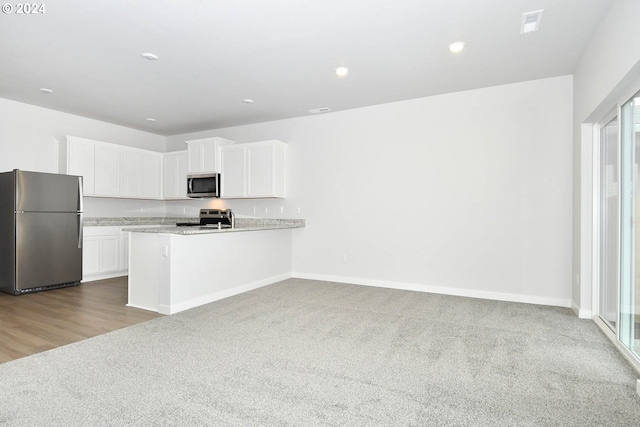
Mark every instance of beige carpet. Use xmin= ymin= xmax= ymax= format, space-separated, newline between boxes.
xmin=0 ymin=278 xmax=639 ymax=426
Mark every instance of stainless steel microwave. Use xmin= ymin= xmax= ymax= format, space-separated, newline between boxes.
xmin=187 ymin=173 xmax=220 ymax=198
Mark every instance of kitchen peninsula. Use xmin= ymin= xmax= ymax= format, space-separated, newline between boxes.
xmin=127 ymin=218 xmax=304 ymax=314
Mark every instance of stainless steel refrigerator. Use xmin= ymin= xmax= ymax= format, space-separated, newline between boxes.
xmin=0 ymin=169 xmax=83 ymax=295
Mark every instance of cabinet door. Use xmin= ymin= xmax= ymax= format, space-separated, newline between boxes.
xmin=163 ymin=151 xmax=188 ymax=199
xmin=176 ymin=152 xmax=188 ymax=198
xmin=163 ymin=154 xmax=178 ymax=199
xmin=68 ymin=139 xmax=95 ymax=195
xmin=141 ymin=151 xmax=162 ymax=199
xmin=186 ymin=138 xmax=233 ymax=173
xmin=94 ymin=145 xmax=119 ymax=196
xmin=202 ymin=142 xmax=217 ymax=173
xmin=120 ymin=149 xmax=141 ymax=197
xmin=82 ymin=236 xmax=100 ymax=276
xmin=187 ymin=141 xmax=203 ymax=173
xmin=247 ymin=141 xmax=286 ymax=198
xmin=220 ymin=146 xmax=246 ymax=198
xmin=121 ymin=233 xmax=129 ymax=271
xmin=247 ymin=144 xmax=274 ymax=197
xmin=100 ymin=235 xmax=119 ymax=273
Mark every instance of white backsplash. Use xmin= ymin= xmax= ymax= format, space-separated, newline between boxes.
xmin=83 ymin=197 xmax=167 ymax=218
xmin=84 ymin=196 xmax=304 ymax=219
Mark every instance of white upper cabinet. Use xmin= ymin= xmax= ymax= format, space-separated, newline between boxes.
xmin=60 ymin=136 xmax=162 ymax=200
xmin=247 ymin=141 xmax=285 ymax=198
xmin=60 ymin=136 xmax=285 ymax=200
xmin=140 ymin=151 xmax=162 ymax=199
xmin=163 ymin=151 xmax=188 ymax=199
xmin=94 ymin=144 xmax=119 ymax=197
xmin=186 ymin=137 xmax=234 ymax=173
xmin=61 ymin=136 xmax=96 ymax=195
xmin=220 ymin=140 xmax=286 ymax=199
xmin=220 ymin=145 xmax=247 ymax=198
xmin=120 ymin=149 xmax=141 ymax=197
xmin=120 ymin=149 xmax=161 ymax=199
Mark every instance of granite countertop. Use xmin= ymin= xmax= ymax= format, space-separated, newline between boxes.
xmin=84 ymin=217 xmax=197 ymax=227
xmin=84 ymin=216 xmax=305 ymax=234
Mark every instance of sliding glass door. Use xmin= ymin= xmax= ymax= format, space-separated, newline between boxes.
xmin=598 ymin=116 xmax=619 ymax=330
xmin=619 ymin=92 xmax=640 ymax=357
xmin=596 ymin=90 xmax=640 ymax=365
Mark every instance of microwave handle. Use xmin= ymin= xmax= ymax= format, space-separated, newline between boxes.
xmin=188 ymin=177 xmax=193 ymax=194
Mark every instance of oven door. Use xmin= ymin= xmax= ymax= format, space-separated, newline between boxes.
xmin=187 ymin=174 xmax=220 ymax=198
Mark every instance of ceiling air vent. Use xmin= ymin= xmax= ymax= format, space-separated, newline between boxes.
xmin=521 ymin=9 xmax=543 ymax=34
xmin=308 ymin=107 xmax=332 ymax=114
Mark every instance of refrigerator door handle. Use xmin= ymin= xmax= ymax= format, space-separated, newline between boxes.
xmin=77 ymin=212 xmax=83 ymax=249
xmin=77 ymin=176 xmax=84 ymax=213
xmin=77 ymin=176 xmax=83 ymax=249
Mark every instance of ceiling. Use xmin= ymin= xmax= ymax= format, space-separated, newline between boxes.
xmin=0 ymin=0 xmax=613 ymax=136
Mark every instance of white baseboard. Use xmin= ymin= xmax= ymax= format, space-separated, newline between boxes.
xmin=571 ymin=300 xmax=593 ymax=319
xmin=291 ymin=272 xmax=572 ymax=308
xmin=158 ymin=273 xmax=292 ymax=315
xmin=126 ymin=302 xmax=158 ymax=312
xmin=82 ymin=271 xmax=127 ymax=282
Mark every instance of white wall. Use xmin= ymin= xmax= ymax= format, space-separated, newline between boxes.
xmin=167 ymin=75 xmax=574 ymax=306
xmin=0 ymin=97 xmax=167 ymax=216
xmin=1 ymin=73 xmax=574 ymax=306
xmin=572 ymin=0 xmax=640 ymax=316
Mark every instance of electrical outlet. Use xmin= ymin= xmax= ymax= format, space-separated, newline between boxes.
xmin=297 ymin=207 xmax=301 ymax=214
xmin=253 ymin=207 xmax=256 ymax=215
xmin=265 ymin=207 xmax=269 ymax=214
xmin=340 ymin=254 xmax=347 ymax=263
xmin=280 ymin=206 xmax=284 ymax=214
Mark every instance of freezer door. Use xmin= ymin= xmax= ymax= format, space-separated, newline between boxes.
xmin=16 ymin=170 xmax=82 ymax=213
xmin=15 ymin=212 xmax=82 ymax=291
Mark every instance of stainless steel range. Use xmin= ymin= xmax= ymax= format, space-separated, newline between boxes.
xmin=176 ymin=209 xmax=234 ymax=229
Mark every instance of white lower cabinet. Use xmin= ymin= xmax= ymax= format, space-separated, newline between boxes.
xmin=82 ymin=236 xmax=101 ymax=276
xmin=121 ymin=232 xmax=129 ymax=271
xmin=82 ymin=227 xmax=124 ymax=281
xmin=82 ymin=226 xmax=159 ymax=282
xmin=99 ymin=235 xmax=120 ymax=272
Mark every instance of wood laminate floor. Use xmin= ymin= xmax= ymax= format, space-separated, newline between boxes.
xmin=0 ymin=276 xmax=161 ymax=364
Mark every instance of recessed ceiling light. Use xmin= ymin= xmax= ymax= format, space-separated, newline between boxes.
xmin=141 ymin=52 xmax=159 ymax=61
xmin=242 ymin=99 xmax=255 ymax=104
xmin=39 ymin=88 xmax=53 ymax=93
xmin=448 ymin=42 xmax=465 ymax=53
xmin=335 ymin=67 xmax=349 ymax=77
xmin=146 ymin=118 xmax=156 ymax=122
